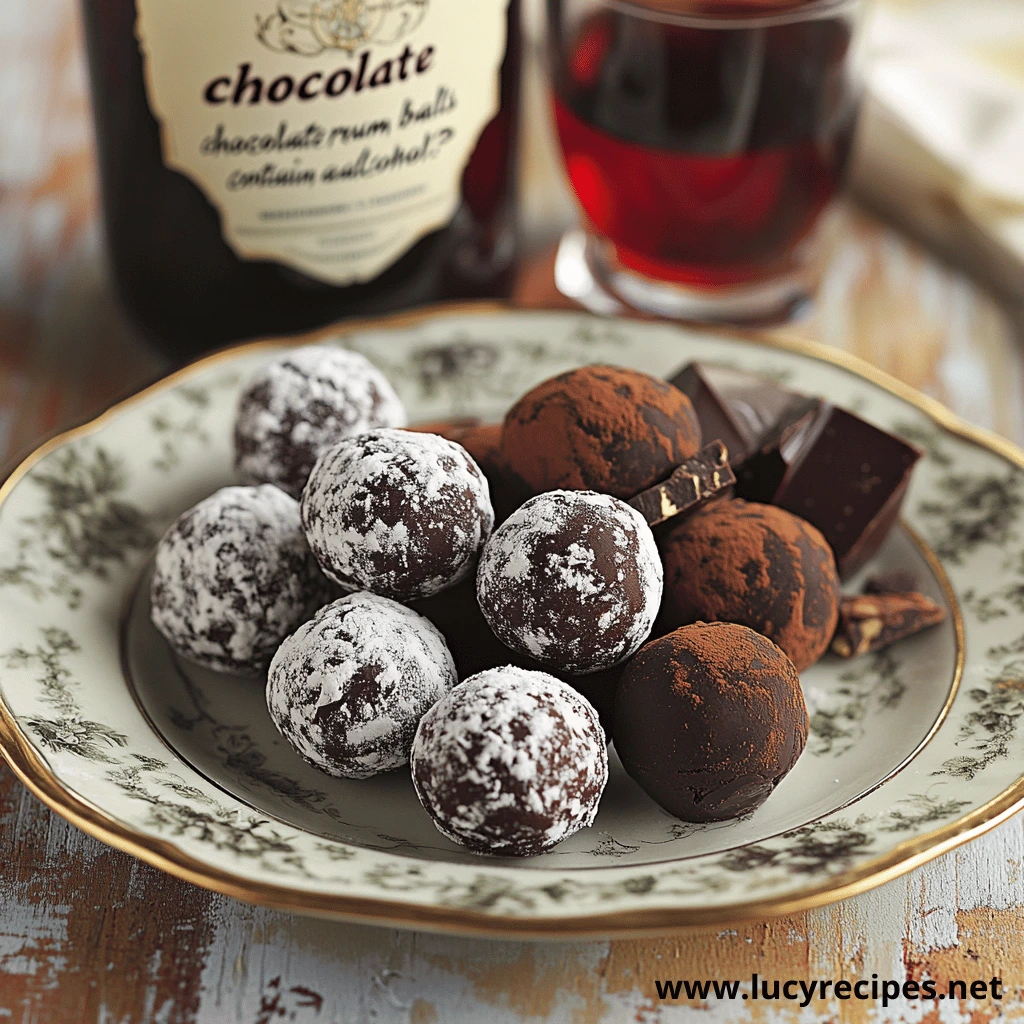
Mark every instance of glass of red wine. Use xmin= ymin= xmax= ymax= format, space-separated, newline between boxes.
xmin=548 ymin=0 xmax=865 ymax=323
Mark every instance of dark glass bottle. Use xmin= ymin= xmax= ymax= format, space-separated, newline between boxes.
xmin=81 ymin=0 xmax=520 ymax=360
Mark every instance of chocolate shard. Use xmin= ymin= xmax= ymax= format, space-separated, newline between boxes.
xmin=831 ymin=592 xmax=946 ymax=658
xmin=669 ymin=362 xmax=805 ymax=465
xmin=758 ymin=404 xmax=923 ymax=577
xmin=732 ymin=395 xmax=824 ymax=503
xmin=628 ymin=440 xmax=736 ymax=527
xmin=864 ymin=569 xmax=919 ymax=595
xmin=669 ymin=361 xmax=925 ymax=578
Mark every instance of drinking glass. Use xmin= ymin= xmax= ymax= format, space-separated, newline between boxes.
xmin=547 ymin=0 xmax=865 ymax=323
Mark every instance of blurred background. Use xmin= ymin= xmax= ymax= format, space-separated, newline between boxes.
xmin=3 ymin=0 xmax=1024 ymax=471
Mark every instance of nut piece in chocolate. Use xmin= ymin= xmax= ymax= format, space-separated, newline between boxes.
xmin=627 ymin=440 xmax=736 ymax=527
xmin=831 ymin=592 xmax=946 ymax=658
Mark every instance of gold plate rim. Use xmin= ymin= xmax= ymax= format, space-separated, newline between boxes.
xmin=0 ymin=299 xmax=1016 ymax=939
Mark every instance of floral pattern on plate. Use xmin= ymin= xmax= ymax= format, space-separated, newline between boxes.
xmin=0 ymin=307 xmax=1020 ymax=934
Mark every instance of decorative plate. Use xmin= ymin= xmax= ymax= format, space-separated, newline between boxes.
xmin=1 ymin=304 xmax=1023 ymax=938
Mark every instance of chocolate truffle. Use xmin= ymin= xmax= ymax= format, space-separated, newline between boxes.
xmin=235 ymin=345 xmax=406 ymax=499
xmin=659 ymin=499 xmax=840 ymax=671
xmin=150 ymin=485 xmax=329 ymax=675
xmin=614 ymin=622 xmax=808 ymax=822
xmin=301 ymin=429 xmax=494 ymax=601
xmin=476 ymin=490 xmax=663 ymax=674
xmin=411 ymin=421 xmax=527 ymax=524
xmin=410 ymin=666 xmax=608 ymax=856
xmin=266 ymin=592 xmax=457 ymax=779
xmin=501 ymin=365 xmax=701 ymax=500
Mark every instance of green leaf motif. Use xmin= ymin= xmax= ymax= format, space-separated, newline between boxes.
xmin=0 ymin=446 xmax=155 ymax=607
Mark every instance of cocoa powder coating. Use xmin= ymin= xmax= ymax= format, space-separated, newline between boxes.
xmin=500 ymin=365 xmax=702 ymax=500
xmin=658 ymin=499 xmax=840 ymax=671
xmin=613 ymin=622 xmax=808 ymax=822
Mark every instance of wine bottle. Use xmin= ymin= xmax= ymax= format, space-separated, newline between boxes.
xmin=81 ymin=0 xmax=520 ymax=358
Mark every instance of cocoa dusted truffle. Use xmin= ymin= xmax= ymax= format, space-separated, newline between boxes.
xmin=476 ymin=490 xmax=663 ymax=675
xmin=301 ymin=428 xmax=494 ymax=601
xmin=235 ymin=345 xmax=406 ymax=498
xmin=150 ymin=485 xmax=330 ymax=675
xmin=659 ymin=499 xmax=840 ymax=671
xmin=501 ymin=365 xmax=702 ymax=501
xmin=266 ymin=592 xmax=457 ymax=779
xmin=410 ymin=666 xmax=608 ymax=856
xmin=614 ymin=623 xmax=808 ymax=822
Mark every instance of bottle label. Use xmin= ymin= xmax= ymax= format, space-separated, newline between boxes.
xmin=134 ymin=0 xmax=508 ymax=285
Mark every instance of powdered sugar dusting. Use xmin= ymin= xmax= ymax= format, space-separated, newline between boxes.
xmin=476 ymin=490 xmax=663 ymax=675
xmin=409 ymin=666 xmax=608 ymax=856
xmin=266 ymin=592 xmax=457 ymax=779
xmin=150 ymin=485 xmax=331 ymax=675
xmin=234 ymin=344 xmax=407 ymax=498
xmin=301 ymin=428 xmax=494 ymax=600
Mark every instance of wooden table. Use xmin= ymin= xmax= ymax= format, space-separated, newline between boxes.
xmin=4 ymin=1 xmax=1024 ymax=1021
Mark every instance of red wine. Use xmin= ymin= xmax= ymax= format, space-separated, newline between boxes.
xmin=81 ymin=0 xmax=520 ymax=359
xmin=551 ymin=1 xmax=858 ymax=287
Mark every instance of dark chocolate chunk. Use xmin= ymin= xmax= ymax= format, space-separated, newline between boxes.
xmin=831 ymin=592 xmax=946 ymax=658
xmin=670 ymin=362 xmax=924 ymax=577
xmin=627 ymin=440 xmax=736 ymax=526
xmin=761 ymin=405 xmax=922 ymax=577
xmin=732 ymin=396 xmax=824 ymax=503
xmin=864 ymin=569 xmax=919 ymax=595
xmin=669 ymin=362 xmax=810 ymax=465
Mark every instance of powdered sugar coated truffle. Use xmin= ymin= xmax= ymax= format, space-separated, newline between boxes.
xmin=234 ymin=344 xmax=406 ymax=499
xmin=266 ymin=592 xmax=457 ymax=779
xmin=301 ymin=428 xmax=494 ymax=601
xmin=151 ymin=485 xmax=329 ymax=675
xmin=476 ymin=490 xmax=663 ymax=675
xmin=410 ymin=666 xmax=608 ymax=856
